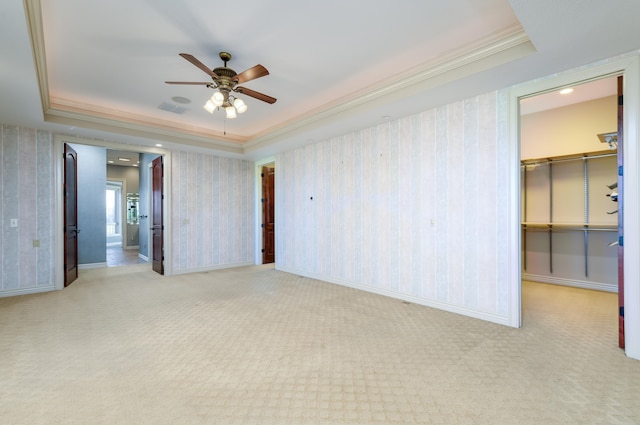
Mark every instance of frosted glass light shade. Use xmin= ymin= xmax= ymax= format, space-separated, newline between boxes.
xmin=225 ymin=106 xmax=237 ymax=119
xmin=211 ymin=91 xmax=225 ymax=106
xmin=203 ymin=100 xmax=215 ymax=114
xmin=233 ymin=98 xmax=247 ymax=113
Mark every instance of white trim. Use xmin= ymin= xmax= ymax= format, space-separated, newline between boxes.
xmin=254 ymin=157 xmax=276 ymax=265
xmin=162 ymin=151 xmax=173 ymax=276
xmin=522 ymin=274 xmax=617 ymax=293
xmin=54 ymin=139 xmax=64 ymax=290
xmin=0 ymin=285 xmax=56 ymax=298
xmin=79 ymin=262 xmax=108 ymax=270
xmin=508 ymin=52 xmax=640 ymax=360
xmin=508 ymin=86 xmax=522 ymax=328
xmin=171 ymin=261 xmax=254 ymax=276
xmin=622 ymin=56 xmax=640 ymax=360
xmin=146 ymin=161 xmax=153 ymax=269
xmin=138 ymin=253 xmax=149 ymax=262
xmin=278 ymin=266 xmax=511 ymax=326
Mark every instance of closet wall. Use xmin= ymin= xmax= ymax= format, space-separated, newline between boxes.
xmin=521 ymin=94 xmax=618 ymax=292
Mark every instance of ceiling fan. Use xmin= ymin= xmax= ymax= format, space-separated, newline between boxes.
xmin=166 ymin=51 xmax=276 ymax=118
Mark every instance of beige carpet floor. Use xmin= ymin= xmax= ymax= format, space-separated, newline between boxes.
xmin=1 ymin=265 xmax=639 ymax=425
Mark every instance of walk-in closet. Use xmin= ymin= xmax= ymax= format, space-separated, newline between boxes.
xmin=520 ymin=76 xmax=620 ymax=293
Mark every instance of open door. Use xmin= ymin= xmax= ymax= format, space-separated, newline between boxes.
xmin=151 ymin=156 xmax=164 ymax=275
xmin=262 ymin=166 xmax=275 ymax=264
xmin=63 ymin=144 xmax=79 ymax=286
xmin=617 ymin=76 xmax=625 ymax=348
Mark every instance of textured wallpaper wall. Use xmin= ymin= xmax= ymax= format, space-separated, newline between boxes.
xmin=276 ymin=91 xmax=512 ymax=320
xmin=0 ymin=125 xmax=55 ymax=293
xmin=171 ymin=151 xmax=255 ymax=272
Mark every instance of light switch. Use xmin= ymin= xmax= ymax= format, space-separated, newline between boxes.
xmin=10 ymin=218 xmax=18 ymax=228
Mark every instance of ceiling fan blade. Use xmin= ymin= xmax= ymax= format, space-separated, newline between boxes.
xmin=179 ymin=53 xmax=219 ymax=79
xmin=235 ymin=86 xmax=277 ymax=104
xmin=234 ymin=64 xmax=269 ymax=84
xmin=165 ymin=81 xmax=211 ymax=85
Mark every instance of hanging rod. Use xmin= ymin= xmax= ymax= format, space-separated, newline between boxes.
xmin=521 ymin=152 xmax=617 ymax=167
xmin=522 ymin=224 xmax=617 ymax=232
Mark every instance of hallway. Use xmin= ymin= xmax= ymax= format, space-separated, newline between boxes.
xmin=106 ymin=246 xmax=148 ymax=267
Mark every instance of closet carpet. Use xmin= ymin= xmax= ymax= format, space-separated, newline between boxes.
xmin=1 ymin=265 xmax=638 ymax=424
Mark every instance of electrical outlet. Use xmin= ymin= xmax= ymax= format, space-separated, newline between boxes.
xmin=10 ymin=218 xmax=18 ymax=228
xmin=32 ymin=239 xmax=40 ymax=247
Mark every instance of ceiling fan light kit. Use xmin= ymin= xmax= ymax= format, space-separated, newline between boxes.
xmin=166 ymin=51 xmax=276 ymax=120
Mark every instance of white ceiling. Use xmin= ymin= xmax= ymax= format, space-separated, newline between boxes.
xmin=519 ymin=76 xmax=618 ymax=115
xmin=107 ymin=149 xmax=140 ymax=167
xmin=2 ymin=0 xmax=640 ymax=160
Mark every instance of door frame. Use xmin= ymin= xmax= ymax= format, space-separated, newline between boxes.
xmin=254 ymin=156 xmax=276 ymax=265
xmin=106 ymin=179 xmax=126 ymax=248
xmin=508 ymin=54 xmax=640 ymax=360
xmin=53 ymin=135 xmax=172 ymax=287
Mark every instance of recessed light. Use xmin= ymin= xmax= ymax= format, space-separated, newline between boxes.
xmin=108 ymin=160 xmax=114 ymax=164
xmin=381 ymin=115 xmax=392 ymax=120
xmin=155 ymin=143 xmax=163 ymax=147
xmin=133 ymin=164 xmax=139 ymax=167
xmin=118 ymin=157 xmax=131 ymax=162
xmin=560 ymin=88 xmax=574 ymax=95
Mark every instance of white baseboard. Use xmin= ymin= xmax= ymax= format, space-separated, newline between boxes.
xmin=276 ymin=266 xmax=512 ymax=327
xmin=78 ymin=262 xmax=108 ymax=270
xmin=138 ymin=253 xmax=149 ymax=262
xmin=172 ymin=261 xmax=254 ymax=275
xmin=522 ymin=273 xmax=618 ymax=293
xmin=0 ymin=285 xmax=56 ymax=298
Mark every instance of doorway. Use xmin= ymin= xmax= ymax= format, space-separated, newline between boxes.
xmin=255 ymin=158 xmax=276 ymax=265
xmin=509 ymin=55 xmax=640 ymax=360
xmin=151 ymin=155 xmax=164 ymax=275
xmin=262 ymin=164 xmax=275 ymax=264
xmin=55 ymin=136 xmax=171 ymax=287
xmin=106 ymin=180 xmax=124 ymax=248
xmin=518 ymin=75 xmax=622 ymax=345
xmin=63 ymin=143 xmax=78 ymax=287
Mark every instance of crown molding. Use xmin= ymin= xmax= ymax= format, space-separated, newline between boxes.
xmin=25 ymin=0 xmax=533 ymax=158
xmin=244 ymin=27 xmax=534 ymax=153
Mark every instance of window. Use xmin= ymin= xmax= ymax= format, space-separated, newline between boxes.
xmin=106 ymin=182 xmax=122 ymax=237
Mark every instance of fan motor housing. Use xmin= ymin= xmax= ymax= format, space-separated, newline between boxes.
xmin=213 ymin=67 xmax=237 ymax=79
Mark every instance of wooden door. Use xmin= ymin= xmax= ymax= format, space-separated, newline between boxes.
xmin=617 ymin=76 xmax=625 ymax=348
xmin=151 ymin=156 xmax=164 ymax=275
xmin=262 ymin=166 xmax=275 ymax=264
xmin=63 ymin=144 xmax=79 ymax=286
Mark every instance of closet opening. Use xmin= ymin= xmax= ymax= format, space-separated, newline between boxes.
xmin=519 ymin=75 xmax=623 ymax=346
